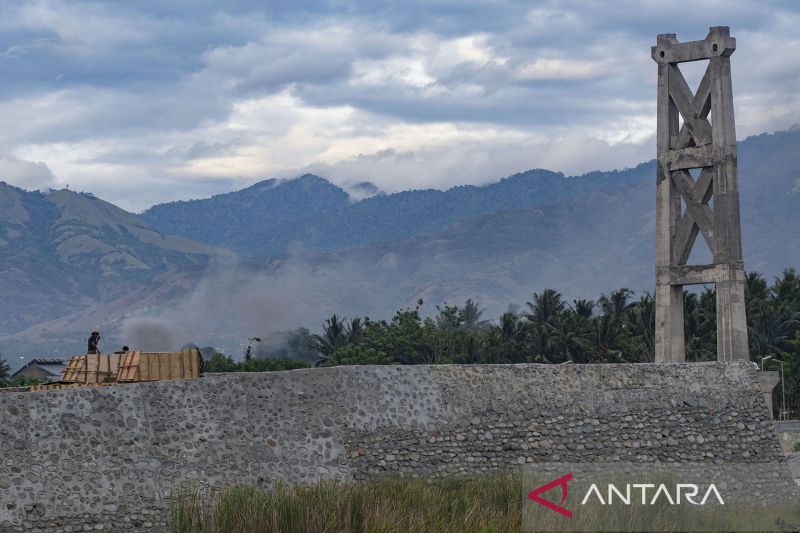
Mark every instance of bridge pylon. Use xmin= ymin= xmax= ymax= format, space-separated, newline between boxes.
xmin=652 ymin=27 xmax=749 ymax=363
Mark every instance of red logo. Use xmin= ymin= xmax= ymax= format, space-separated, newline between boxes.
xmin=528 ymin=473 xmax=573 ymax=518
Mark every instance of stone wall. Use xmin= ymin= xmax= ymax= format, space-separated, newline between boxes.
xmin=0 ymin=362 xmax=785 ymax=531
xmin=775 ymin=421 xmax=800 ymax=452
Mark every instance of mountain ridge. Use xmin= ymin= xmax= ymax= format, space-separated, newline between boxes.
xmin=141 ymin=162 xmax=656 ymax=258
xmin=0 ymin=128 xmax=797 ymax=358
xmin=0 ymin=183 xmax=223 ymax=339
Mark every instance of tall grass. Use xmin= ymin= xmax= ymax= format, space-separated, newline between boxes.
xmin=170 ymin=474 xmax=523 ymax=533
xmin=171 ymin=473 xmax=800 ymax=533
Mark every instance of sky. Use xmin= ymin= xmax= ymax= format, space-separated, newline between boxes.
xmin=0 ymin=0 xmax=797 ymax=212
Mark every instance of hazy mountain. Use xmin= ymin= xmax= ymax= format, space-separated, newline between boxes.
xmin=0 ymin=184 xmax=222 ymax=341
xmin=0 ymin=128 xmax=797 ymax=359
xmin=126 ymin=127 xmax=797 ymax=353
xmin=142 ymin=174 xmax=351 ymax=256
xmin=142 ymin=128 xmax=799 ymax=281
xmin=142 ymin=167 xmax=647 ymax=258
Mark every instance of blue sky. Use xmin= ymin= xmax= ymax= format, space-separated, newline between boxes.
xmin=0 ymin=0 xmax=797 ymax=211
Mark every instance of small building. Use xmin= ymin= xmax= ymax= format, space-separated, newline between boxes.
xmin=12 ymin=359 xmax=66 ymax=382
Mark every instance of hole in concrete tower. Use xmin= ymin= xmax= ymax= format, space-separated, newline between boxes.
xmin=686 ymin=226 xmax=713 ymax=265
xmin=679 ymin=60 xmax=708 ymax=98
xmin=683 ymin=283 xmax=717 ymax=362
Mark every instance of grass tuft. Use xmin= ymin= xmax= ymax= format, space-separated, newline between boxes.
xmin=169 ymin=474 xmax=523 ymax=533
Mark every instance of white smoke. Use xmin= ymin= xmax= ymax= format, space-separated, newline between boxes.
xmin=117 ymin=254 xmax=403 ymax=357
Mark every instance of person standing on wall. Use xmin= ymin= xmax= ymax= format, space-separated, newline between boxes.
xmin=87 ymin=331 xmax=101 ymax=354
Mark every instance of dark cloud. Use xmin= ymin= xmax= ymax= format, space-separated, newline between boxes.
xmin=0 ymin=0 xmax=796 ymax=210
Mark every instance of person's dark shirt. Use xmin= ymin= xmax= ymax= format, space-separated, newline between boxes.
xmin=87 ymin=335 xmax=99 ymax=354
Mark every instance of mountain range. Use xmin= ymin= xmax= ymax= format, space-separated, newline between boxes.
xmin=0 ymin=185 xmax=221 ymax=356
xmin=1 ymin=128 xmax=798 ymax=360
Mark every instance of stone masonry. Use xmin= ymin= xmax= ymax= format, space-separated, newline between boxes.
xmin=0 ymin=362 xmax=786 ymax=531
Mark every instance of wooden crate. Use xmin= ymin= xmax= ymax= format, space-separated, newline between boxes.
xmin=116 ymin=348 xmax=202 ymax=382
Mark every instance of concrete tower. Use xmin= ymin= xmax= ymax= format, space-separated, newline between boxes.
xmin=652 ymin=27 xmax=749 ymax=363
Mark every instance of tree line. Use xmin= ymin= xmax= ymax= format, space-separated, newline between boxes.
xmin=300 ymin=268 xmax=800 ymax=413
xmin=2 ymin=268 xmax=798 ymax=413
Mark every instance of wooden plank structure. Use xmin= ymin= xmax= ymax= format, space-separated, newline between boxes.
xmin=60 ymin=353 xmax=124 ymax=385
xmin=652 ymin=27 xmax=749 ymax=363
xmin=116 ymin=348 xmax=203 ymax=382
xmin=24 ymin=348 xmax=204 ymax=392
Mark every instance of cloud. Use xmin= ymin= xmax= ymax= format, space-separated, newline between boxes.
xmin=298 ymin=132 xmax=655 ymax=193
xmin=514 ymin=58 xmax=612 ymax=81
xmin=196 ymin=22 xmax=402 ymax=95
xmin=0 ymin=154 xmax=58 ymax=190
xmin=0 ymin=1 xmax=796 ymax=211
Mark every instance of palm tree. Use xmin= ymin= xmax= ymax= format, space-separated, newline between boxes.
xmin=771 ymin=268 xmax=800 ymax=304
xmin=624 ymin=293 xmax=656 ymax=362
xmin=525 ymin=289 xmax=565 ymax=326
xmin=521 ymin=320 xmax=550 ymax=363
xmin=0 ymin=354 xmax=10 ymax=387
xmin=746 ymin=271 xmax=769 ymax=302
xmin=347 ymin=317 xmax=363 ymax=343
xmin=544 ymin=312 xmax=592 ymax=363
xmin=499 ymin=312 xmax=520 ymax=343
xmin=587 ymin=315 xmax=625 ymax=363
xmin=460 ymin=299 xmax=489 ymax=329
xmin=311 ymin=315 xmax=350 ymax=360
xmin=748 ymin=302 xmax=797 ymax=359
xmin=683 ymin=291 xmax=716 ymax=361
xmin=572 ymin=299 xmax=596 ymax=319
xmin=598 ymin=288 xmax=633 ymax=321
xmin=493 ymin=311 xmax=527 ymax=363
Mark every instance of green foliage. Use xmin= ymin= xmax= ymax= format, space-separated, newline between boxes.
xmin=747 ymin=269 xmax=800 ymax=417
xmin=8 ymin=376 xmax=48 ymax=387
xmin=0 ymin=354 xmax=10 ymax=387
xmin=239 ymin=358 xmax=309 ymax=373
xmin=305 ymin=268 xmax=800 ymax=415
xmin=170 ymin=474 xmax=522 ymax=533
xmin=322 ymin=345 xmax=393 ymax=367
xmin=310 ymin=314 xmax=351 ymax=358
xmin=203 ymin=350 xmax=239 ymax=373
xmin=202 ymin=348 xmax=310 ymax=373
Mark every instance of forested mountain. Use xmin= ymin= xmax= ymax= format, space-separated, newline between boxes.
xmin=142 ymin=175 xmax=352 ymax=255
xmin=0 ymin=128 xmax=797 ymax=359
xmin=141 ymin=129 xmax=800 ymax=275
xmin=142 ymin=167 xmax=650 ymax=258
xmin=0 ymin=184 xmax=221 ymax=341
xmin=267 ymin=129 xmax=799 ymax=315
